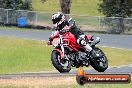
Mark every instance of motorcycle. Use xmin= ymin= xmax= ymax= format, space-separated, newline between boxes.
xmin=49 ymin=31 xmax=108 ymax=73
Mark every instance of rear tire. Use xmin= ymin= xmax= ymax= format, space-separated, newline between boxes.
xmin=51 ymin=50 xmax=71 ymax=73
xmin=90 ymin=47 xmax=108 ymax=72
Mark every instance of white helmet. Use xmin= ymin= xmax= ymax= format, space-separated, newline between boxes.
xmin=52 ymin=12 xmax=66 ymax=28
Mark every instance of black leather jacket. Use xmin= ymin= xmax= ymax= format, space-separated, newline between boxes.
xmin=55 ymin=20 xmax=84 ymax=38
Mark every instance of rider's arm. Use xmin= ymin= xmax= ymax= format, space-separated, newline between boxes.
xmin=50 ymin=31 xmax=59 ymax=39
xmin=48 ymin=31 xmax=59 ymax=45
xmin=61 ymin=18 xmax=76 ymax=33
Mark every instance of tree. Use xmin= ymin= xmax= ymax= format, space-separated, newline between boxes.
xmin=22 ymin=0 xmax=32 ymax=10
xmin=0 ymin=0 xmax=32 ymax=10
xmin=41 ymin=0 xmax=72 ymax=14
xmin=99 ymin=0 xmax=132 ymax=34
xmin=99 ymin=0 xmax=131 ymax=17
xmin=59 ymin=0 xmax=72 ymax=14
xmin=0 ymin=0 xmax=23 ymax=10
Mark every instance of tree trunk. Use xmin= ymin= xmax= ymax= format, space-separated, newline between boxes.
xmin=59 ymin=0 xmax=72 ymax=14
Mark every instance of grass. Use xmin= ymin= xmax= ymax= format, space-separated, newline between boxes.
xmin=32 ymin=0 xmax=103 ymax=16
xmin=99 ymin=46 xmax=132 ymax=66
xmin=0 ymin=36 xmax=54 ymax=74
xmin=0 ymin=36 xmax=132 ymax=74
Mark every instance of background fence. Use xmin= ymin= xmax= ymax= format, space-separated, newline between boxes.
xmin=0 ymin=8 xmax=132 ymax=34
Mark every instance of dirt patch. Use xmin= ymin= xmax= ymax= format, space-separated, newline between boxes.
xmin=0 ymin=75 xmax=131 ymax=87
xmin=0 ymin=76 xmax=77 ymax=87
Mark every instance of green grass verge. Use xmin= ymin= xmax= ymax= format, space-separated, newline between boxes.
xmin=99 ymin=46 xmax=132 ymax=66
xmin=0 ymin=36 xmax=132 ymax=74
xmin=0 ymin=36 xmax=54 ymax=74
xmin=32 ymin=0 xmax=103 ymax=16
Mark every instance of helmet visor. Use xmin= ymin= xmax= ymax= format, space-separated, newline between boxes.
xmin=52 ymin=19 xmax=57 ymax=24
xmin=52 ymin=18 xmax=61 ymax=24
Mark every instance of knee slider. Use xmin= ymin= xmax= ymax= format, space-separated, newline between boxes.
xmin=80 ymin=40 xmax=86 ymax=46
xmin=77 ymin=39 xmax=86 ymax=46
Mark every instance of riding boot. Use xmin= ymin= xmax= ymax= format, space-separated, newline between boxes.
xmin=90 ymin=49 xmax=99 ymax=58
xmin=83 ymin=44 xmax=99 ymax=59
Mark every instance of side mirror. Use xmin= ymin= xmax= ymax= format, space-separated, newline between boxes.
xmin=91 ymin=37 xmax=100 ymax=45
xmin=94 ymin=37 xmax=100 ymax=44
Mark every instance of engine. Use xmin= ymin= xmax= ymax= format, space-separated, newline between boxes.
xmin=78 ymin=51 xmax=87 ymax=60
xmin=76 ymin=51 xmax=89 ymax=67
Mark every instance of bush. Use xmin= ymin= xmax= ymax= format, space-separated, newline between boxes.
xmin=0 ymin=0 xmax=32 ymax=10
xmin=99 ymin=0 xmax=131 ymax=17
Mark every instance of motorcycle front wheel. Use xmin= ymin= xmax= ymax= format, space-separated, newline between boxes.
xmin=51 ymin=50 xmax=71 ymax=73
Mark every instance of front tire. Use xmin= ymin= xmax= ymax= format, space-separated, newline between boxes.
xmin=90 ymin=47 xmax=108 ymax=72
xmin=51 ymin=50 xmax=71 ymax=73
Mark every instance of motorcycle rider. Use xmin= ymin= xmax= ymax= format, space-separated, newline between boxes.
xmin=48 ymin=12 xmax=99 ymax=58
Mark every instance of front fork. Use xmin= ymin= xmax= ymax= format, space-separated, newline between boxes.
xmin=59 ymin=34 xmax=69 ymax=61
xmin=59 ymin=34 xmax=65 ymax=58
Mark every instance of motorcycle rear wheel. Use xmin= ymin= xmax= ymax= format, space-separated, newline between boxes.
xmin=90 ymin=47 xmax=108 ymax=72
xmin=51 ymin=50 xmax=71 ymax=73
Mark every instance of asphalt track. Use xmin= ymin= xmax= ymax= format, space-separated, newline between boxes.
xmin=0 ymin=29 xmax=132 ymax=77
xmin=0 ymin=64 xmax=132 ymax=78
xmin=0 ymin=29 xmax=132 ymax=49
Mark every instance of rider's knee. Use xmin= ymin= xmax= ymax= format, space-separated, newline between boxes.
xmin=77 ymin=38 xmax=86 ymax=46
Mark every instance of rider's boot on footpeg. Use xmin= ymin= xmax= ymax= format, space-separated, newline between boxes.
xmin=84 ymin=44 xmax=98 ymax=59
xmin=90 ymin=49 xmax=99 ymax=58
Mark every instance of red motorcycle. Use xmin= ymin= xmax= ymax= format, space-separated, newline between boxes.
xmin=50 ymin=31 xmax=108 ymax=73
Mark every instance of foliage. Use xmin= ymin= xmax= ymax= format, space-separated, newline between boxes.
xmin=99 ymin=0 xmax=131 ymax=17
xmin=22 ymin=0 xmax=32 ymax=10
xmin=0 ymin=0 xmax=32 ymax=10
xmin=99 ymin=0 xmax=132 ymax=34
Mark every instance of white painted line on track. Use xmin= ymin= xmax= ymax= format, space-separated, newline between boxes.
xmin=108 ymin=64 xmax=132 ymax=69
xmin=99 ymin=45 xmax=132 ymax=50
xmin=128 ymin=64 xmax=132 ymax=67
xmin=1 ymin=35 xmax=131 ymax=50
xmin=30 ymin=39 xmax=132 ymax=50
